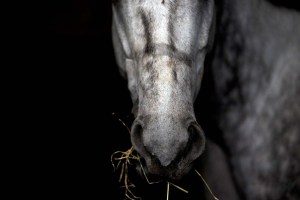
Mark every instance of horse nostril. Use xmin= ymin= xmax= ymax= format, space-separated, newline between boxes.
xmin=132 ymin=122 xmax=143 ymax=138
xmin=185 ymin=122 xmax=206 ymax=161
xmin=188 ymin=124 xmax=197 ymax=139
xmin=131 ymin=121 xmax=146 ymax=156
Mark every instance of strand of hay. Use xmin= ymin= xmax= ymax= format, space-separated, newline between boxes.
xmin=138 ymin=158 xmax=162 ymax=185
xmin=166 ymin=182 xmax=170 ymax=200
xmin=168 ymin=182 xmax=188 ymax=194
xmin=195 ymin=169 xmax=219 ymax=200
xmin=111 ymin=147 xmax=141 ymax=200
xmin=112 ymin=113 xmax=131 ymax=134
xmin=111 ymin=113 xmax=164 ymax=199
xmin=111 ymin=114 xmax=144 ymax=199
xmin=166 ymin=182 xmax=188 ymax=200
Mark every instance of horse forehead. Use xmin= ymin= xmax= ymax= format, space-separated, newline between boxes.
xmin=120 ymin=0 xmax=202 ymax=54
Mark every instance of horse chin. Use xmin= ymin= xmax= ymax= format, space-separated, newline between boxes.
xmin=135 ymin=158 xmax=193 ymax=181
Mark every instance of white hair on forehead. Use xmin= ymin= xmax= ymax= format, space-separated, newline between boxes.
xmin=121 ymin=0 xmax=212 ymax=55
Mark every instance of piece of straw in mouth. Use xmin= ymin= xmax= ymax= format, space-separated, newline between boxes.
xmin=111 ymin=147 xmax=141 ymax=200
xmin=166 ymin=181 xmax=188 ymax=200
xmin=195 ymin=169 xmax=219 ymax=200
xmin=166 ymin=182 xmax=170 ymax=200
xmin=168 ymin=182 xmax=189 ymax=194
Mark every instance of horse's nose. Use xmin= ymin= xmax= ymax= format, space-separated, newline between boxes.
xmin=130 ymin=118 xmax=205 ymax=179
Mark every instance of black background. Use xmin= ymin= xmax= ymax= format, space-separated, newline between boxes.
xmin=21 ymin=0 xmax=299 ymax=199
xmin=23 ymin=1 xmax=134 ymax=199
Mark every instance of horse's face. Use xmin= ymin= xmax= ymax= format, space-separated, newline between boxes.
xmin=112 ymin=0 xmax=215 ymax=180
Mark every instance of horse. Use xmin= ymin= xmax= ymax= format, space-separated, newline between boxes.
xmin=112 ymin=0 xmax=300 ymax=199
xmin=209 ymin=1 xmax=300 ymax=199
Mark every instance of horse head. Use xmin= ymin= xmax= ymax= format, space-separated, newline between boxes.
xmin=112 ymin=0 xmax=215 ymax=180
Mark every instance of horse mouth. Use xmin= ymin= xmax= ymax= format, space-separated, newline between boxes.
xmin=135 ymin=157 xmax=192 ymax=182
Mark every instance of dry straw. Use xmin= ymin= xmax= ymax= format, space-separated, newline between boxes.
xmin=195 ymin=169 xmax=219 ymax=200
xmin=111 ymin=147 xmax=141 ymax=200
xmin=111 ymin=146 xmax=190 ymax=200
